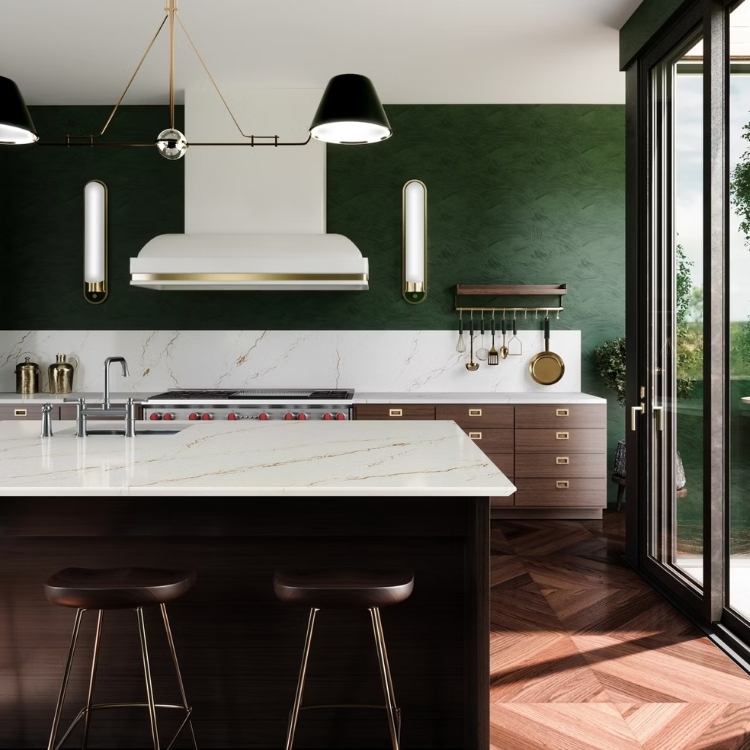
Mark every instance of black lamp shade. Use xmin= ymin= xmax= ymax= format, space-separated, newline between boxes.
xmin=0 ymin=76 xmax=37 ymax=145
xmin=309 ymin=74 xmax=392 ymax=145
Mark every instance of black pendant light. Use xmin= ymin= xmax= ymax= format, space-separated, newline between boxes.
xmin=0 ymin=76 xmax=38 ymax=145
xmin=309 ymin=74 xmax=392 ymax=145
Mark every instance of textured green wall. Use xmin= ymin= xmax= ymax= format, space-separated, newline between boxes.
xmin=1 ymin=104 xmax=626 ymax=501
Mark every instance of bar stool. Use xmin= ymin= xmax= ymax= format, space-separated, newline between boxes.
xmin=44 ymin=567 xmax=198 ymax=750
xmin=274 ymin=568 xmax=414 ymax=750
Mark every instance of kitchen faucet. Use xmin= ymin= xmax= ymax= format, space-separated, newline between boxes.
xmin=103 ymin=356 xmax=129 ymax=409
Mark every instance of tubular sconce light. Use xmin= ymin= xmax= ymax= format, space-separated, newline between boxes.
xmin=84 ymin=180 xmax=108 ymax=304
xmin=403 ymin=180 xmax=427 ymax=304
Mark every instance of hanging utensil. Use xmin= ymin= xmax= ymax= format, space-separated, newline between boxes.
xmin=529 ymin=315 xmax=565 ymax=385
xmin=500 ymin=316 xmax=509 ymax=360
xmin=476 ymin=312 xmax=489 ymax=361
xmin=456 ymin=312 xmax=466 ymax=353
xmin=508 ymin=316 xmax=523 ymax=356
xmin=487 ymin=311 xmax=499 ymax=365
xmin=466 ymin=311 xmax=479 ymax=371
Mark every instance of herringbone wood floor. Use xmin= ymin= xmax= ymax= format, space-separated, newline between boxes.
xmin=490 ymin=511 xmax=750 ymax=749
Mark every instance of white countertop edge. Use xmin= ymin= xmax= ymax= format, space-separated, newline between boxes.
xmin=353 ymin=391 xmax=606 ymax=404
xmin=0 ymin=488 xmax=512 ymax=497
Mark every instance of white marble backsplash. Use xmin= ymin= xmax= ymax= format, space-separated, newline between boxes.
xmin=0 ymin=330 xmax=581 ymax=393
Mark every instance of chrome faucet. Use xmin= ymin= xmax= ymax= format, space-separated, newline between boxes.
xmin=103 ymin=356 xmax=129 ymax=409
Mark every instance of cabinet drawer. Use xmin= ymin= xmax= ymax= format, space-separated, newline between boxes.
xmin=515 ymin=404 xmax=606 ymax=429
xmin=464 ymin=428 xmax=513 ymax=453
xmin=0 ymin=405 xmax=53 ymax=420
xmin=491 ymin=495 xmax=515 ymax=508
xmin=435 ymin=404 xmax=513 ymax=429
xmin=515 ymin=429 xmax=606 ymax=454
xmin=515 ymin=452 xmax=605 ymax=478
xmin=485 ymin=453 xmax=514 ymax=479
xmin=514 ymin=477 xmax=606 ymax=507
xmin=355 ymin=405 xmax=435 ymax=420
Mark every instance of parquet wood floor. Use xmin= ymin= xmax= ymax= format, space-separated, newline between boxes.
xmin=490 ymin=511 xmax=750 ymax=749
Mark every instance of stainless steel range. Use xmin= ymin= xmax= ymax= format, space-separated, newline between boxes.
xmin=142 ymin=389 xmax=354 ymax=422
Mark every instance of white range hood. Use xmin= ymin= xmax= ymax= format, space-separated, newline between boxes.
xmin=130 ymin=89 xmax=369 ymax=292
xmin=130 ymin=233 xmax=369 ymax=291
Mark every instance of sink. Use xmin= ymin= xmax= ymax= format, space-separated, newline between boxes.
xmin=85 ymin=429 xmax=183 ymax=436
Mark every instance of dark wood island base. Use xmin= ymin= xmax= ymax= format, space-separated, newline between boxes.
xmin=0 ymin=497 xmax=489 ymax=750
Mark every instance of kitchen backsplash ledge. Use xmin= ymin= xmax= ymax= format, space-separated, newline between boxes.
xmin=1 ymin=330 xmax=581 ymax=394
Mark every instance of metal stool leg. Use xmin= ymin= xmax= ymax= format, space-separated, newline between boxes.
xmin=47 ymin=609 xmax=84 ymax=750
xmin=284 ymin=607 xmax=318 ymax=750
xmin=370 ymin=608 xmax=401 ymax=750
xmin=81 ymin=610 xmax=104 ymax=750
xmin=136 ymin=608 xmax=161 ymax=750
xmin=160 ymin=603 xmax=198 ymax=750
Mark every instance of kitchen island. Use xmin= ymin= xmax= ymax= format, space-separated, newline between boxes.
xmin=0 ymin=420 xmax=512 ymax=749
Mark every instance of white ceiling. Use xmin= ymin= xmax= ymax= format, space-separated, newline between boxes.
xmin=0 ymin=0 xmax=644 ymax=106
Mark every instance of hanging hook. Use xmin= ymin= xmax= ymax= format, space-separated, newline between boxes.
xmin=491 ymin=309 xmax=495 ymax=322
xmin=556 ymin=309 xmax=560 ymax=320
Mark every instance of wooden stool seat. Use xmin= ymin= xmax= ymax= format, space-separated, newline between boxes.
xmin=273 ymin=569 xmax=413 ymax=609
xmin=45 ymin=567 xmax=196 ymax=610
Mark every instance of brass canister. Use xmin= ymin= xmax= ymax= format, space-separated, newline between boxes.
xmin=48 ymin=354 xmax=79 ymax=394
xmin=15 ymin=357 xmax=41 ymax=394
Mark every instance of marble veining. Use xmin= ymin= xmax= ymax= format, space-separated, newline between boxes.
xmin=0 ymin=420 xmax=516 ymax=497
xmin=0 ymin=330 xmax=581 ymax=394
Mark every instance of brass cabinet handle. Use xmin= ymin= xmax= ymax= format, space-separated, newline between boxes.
xmin=556 ymin=457 xmax=570 ymax=465
xmin=556 ymin=480 xmax=570 ymax=489
xmin=389 ymin=409 xmax=403 ymax=417
xmin=14 ymin=409 xmax=27 ymax=417
xmin=469 ymin=431 xmax=482 ymax=440
xmin=556 ymin=409 xmax=569 ymax=417
xmin=468 ymin=408 xmax=482 ymax=417
xmin=556 ymin=432 xmax=569 ymax=440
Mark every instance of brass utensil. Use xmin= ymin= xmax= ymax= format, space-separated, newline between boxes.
xmin=456 ymin=312 xmax=467 ymax=353
xmin=487 ymin=312 xmax=499 ymax=365
xmin=529 ymin=315 xmax=565 ymax=385
xmin=500 ymin=317 xmax=509 ymax=359
xmin=476 ymin=312 xmax=489 ymax=361
xmin=508 ymin=316 xmax=523 ymax=356
xmin=466 ymin=312 xmax=479 ymax=371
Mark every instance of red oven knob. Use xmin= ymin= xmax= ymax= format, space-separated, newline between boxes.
xmin=335 ymin=413 xmax=346 ymax=421
xmin=227 ymin=412 xmax=238 ymax=420
xmin=258 ymin=412 xmax=269 ymax=421
xmin=149 ymin=413 xmax=161 ymax=421
xmin=284 ymin=413 xmax=295 ymax=421
xmin=201 ymin=413 xmax=213 ymax=421
xmin=189 ymin=412 xmax=200 ymax=420
xmin=297 ymin=413 xmax=308 ymax=421
xmin=163 ymin=413 xmax=174 ymax=421
xmin=322 ymin=412 xmax=333 ymax=421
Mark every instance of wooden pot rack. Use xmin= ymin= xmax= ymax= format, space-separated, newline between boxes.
xmin=454 ymin=284 xmax=567 ymax=315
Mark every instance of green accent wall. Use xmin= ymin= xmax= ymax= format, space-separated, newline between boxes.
xmin=620 ymin=0 xmax=693 ymax=69
xmin=0 ymin=103 xmax=626 ymax=502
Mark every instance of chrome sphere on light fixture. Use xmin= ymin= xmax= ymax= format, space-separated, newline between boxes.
xmin=156 ymin=128 xmax=188 ymax=160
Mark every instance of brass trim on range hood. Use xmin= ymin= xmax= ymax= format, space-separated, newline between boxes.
xmin=131 ymin=272 xmax=368 ymax=282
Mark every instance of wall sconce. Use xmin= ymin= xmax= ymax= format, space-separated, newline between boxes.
xmin=403 ymin=179 xmax=427 ymax=304
xmin=84 ymin=180 xmax=108 ymax=304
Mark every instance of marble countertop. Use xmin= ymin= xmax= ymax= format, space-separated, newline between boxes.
xmin=353 ymin=391 xmax=606 ymax=404
xmin=0 ymin=420 xmax=516 ymax=497
xmin=0 ymin=390 xmax=605 ymax=405
xmin=0 ymin=392 xmax=156 ymax=404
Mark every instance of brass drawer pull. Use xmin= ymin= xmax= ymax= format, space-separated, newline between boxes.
xmin=556 ymin=480 xmax=570 ymax=489
xmin=556 ymin=408 xmax=569 ymax=417
xmin=389 ymin=409 xmax=403 ymax=417
xmin=469 ymin=431 xmax=482 ymax=440
xmin=468 ymin=408 xmax=482 ymax=417
xmin=556 ymin=457 xmax=570 ymax=465
xmin=556 ymin=432 xmax=570 ymax=440
xmin=14 ymin=409 xmax=27 ymax=417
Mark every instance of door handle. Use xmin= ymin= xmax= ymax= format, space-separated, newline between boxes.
xmin=631 ymin=404 xmax=644 ymax=431
xmin=653 ymin=405 xmax=664 ymax=431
